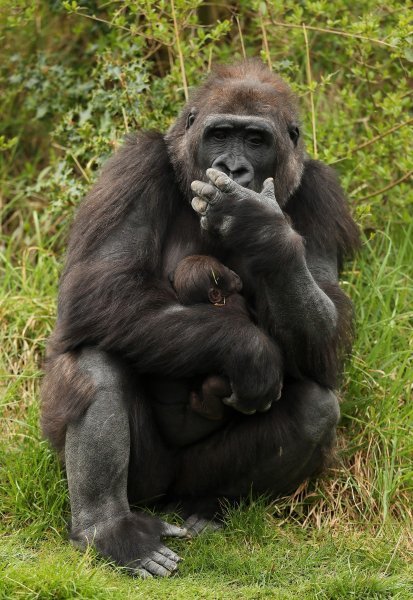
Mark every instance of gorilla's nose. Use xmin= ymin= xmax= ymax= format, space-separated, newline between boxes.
xmin=212 ymin=154 xmax=254 ymax=188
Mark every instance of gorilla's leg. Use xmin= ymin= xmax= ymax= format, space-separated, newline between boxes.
xmin=235 ymin=381 xmax=340 ymax=497
xmin=65 ymin=348 xmax=187 ymax=577
xmin=173 ymin=380 xmax=340 ymax=502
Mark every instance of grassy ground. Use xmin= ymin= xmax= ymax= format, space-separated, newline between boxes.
xmin=1 ymin=220 xmax=412 ymax=599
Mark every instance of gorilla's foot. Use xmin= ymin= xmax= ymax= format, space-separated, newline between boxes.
xmin=169 ymin=496 xmax=225 ymax=538
xmin=161 ymin=496 xmax=224 ymax=538
xmin=70 ymin=511 xmax=187 ymax=577
xmin=183 ymin=513 xmax=223 ymax=538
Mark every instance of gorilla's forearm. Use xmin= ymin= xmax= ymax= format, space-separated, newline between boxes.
xmin=256 ymin=262 xmax=353 ymax=387
xmin=253 ymin=163 xmax=357 ymax=387
xmin=58 ymin=262 xmax=244 ymax=372
xmin=236 ymin=222 xmax=353 ymax=387
xmin=267 ymin=259 xmax=338 ymax=333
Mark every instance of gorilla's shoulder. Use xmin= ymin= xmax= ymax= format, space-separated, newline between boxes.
xmin=298 ymin=159 xmax=342 ymax=196
xmin=286 ymin=159 xmax=360 ymax=260
xmin=83 ymin=130 xmax=176 ymax=208
xmin=65 ymin=131 xmax=178 ymax=263
xmin=109 ymin=131 xmax=171 ymax=171
xmin=123 ymin=130 xmax=166 ymax=149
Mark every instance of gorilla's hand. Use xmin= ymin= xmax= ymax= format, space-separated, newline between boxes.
xmin=192 ymin=167 xmax=280 ymax=213
xmin=191 ymin=168 xmax=297 ymax=250
xmin=70 ymin=512 xmax=187 ymax=578
xmin=224 ymin=332 xmax=283 ymax=415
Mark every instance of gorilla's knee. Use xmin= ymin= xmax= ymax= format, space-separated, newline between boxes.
xmin=79 ymin=347 xmax=126 ymax=390
xmin=299 ymin=382 xmax=340 ymax=445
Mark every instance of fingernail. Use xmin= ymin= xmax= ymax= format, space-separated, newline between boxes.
xmin=191 ymin=198 xmax=207 ymax=213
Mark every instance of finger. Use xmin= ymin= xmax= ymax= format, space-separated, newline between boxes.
xmin=191 ymin=180 xmax=218 ymax=201
xmin=208 ymin=521 xmax=223 ymax=532
xmin=261 ymin=178 xmax=282 ymax=213
xmin=141 ymin=559 xmax=171 ymax=577
xmin=222 ymin=393 xmax=237 ymax=407
xmin=222 ymin=394 xmax=256 ymax=415
xmin=237 ymin=407 xmax=256 ymax=415
xmin=151 ymin=551 xmax=179 ymax=572
xmin=262 ymin=177 xmax=275 ymax=196
xmin=158 ymin=545 xmax=182 ymax=563
xmin=206 ymin=168 xmax=239 ymax=193
xmin=183 ymin=514 xmax=199 ymax=529
xmin=191 ymin=197 xmax=208 ymax=214
xmin=160 ymin=521 xmax=188 ymax=538
xmin=200 ymin=215 xmax=209 ymax=231
xmin=133 ymin=567 xmax=153 ymax=579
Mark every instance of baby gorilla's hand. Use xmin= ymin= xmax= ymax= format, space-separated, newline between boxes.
xmin=189 ymin=375 xmax=232 ymax=421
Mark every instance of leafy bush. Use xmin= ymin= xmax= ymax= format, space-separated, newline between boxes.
xmin=1 ymin=0 xmax=412 ymax=251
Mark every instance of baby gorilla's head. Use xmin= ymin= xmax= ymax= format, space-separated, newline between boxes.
xmin=171 ymin=255 xmax=242 ymax=306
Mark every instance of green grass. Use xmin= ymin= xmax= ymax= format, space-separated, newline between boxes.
xmin=0 ymin=525 xmax=411 ymax=599
xmin=1 ymin=223 xmax=412 ymax=599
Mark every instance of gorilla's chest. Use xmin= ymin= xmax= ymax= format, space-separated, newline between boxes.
xmin=161 ymin=209 xmax=212 ymax=279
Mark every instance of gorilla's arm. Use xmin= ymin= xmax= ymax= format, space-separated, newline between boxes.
xmin=191 ymin=161 xmax=359 ymax=387
xmin=55 ymin=134 xmax=282 ymax=412
xmin=269 ymin=160 xmax=359 ymax=385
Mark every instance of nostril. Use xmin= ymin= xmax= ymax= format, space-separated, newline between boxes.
xmin=230 ymin=167 xmax=247 ymax=178
xmin=211 ymin=158 xmax=230 ymax=176
xmin=218 ymin=166 xmax=231 ymax=176
xmin=232 ymin=168 xmax=253 ymax=187
xmin=211 ymin=156 xmax=254 ymax=187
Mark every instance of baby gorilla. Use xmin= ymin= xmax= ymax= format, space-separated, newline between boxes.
xmin=172 ymin=254 xmax=243 ymax=308
xmin=171 ymin=255 xmax=244 ymax=421
xmin=149 ymin=255 xmax=246 ymax=447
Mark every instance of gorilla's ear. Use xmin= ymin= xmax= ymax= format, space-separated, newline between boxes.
xmin=186 ymin=108 xmax=197 ymax=130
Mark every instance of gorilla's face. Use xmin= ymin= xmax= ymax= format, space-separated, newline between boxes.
xmin=196 ymin=115 xmax=278 ymax=192
xmin=165 ymin=70 xmax=304 ymax=205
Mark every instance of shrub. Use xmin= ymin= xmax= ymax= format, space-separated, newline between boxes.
xmin=0 ymin=1 xmax=412 ymax=251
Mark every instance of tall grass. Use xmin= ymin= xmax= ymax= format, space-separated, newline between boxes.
xmin=1 ymin=223 xmax=412 ymax=598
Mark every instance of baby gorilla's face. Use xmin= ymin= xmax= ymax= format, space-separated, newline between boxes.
xmin=171 ymin=255 xmax=242 ymax=306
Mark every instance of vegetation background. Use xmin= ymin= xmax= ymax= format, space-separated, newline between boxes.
xmin=1 ymin=1 xmax=412 ymax=598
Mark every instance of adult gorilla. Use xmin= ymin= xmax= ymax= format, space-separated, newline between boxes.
xmin=42 ymin=61 xmax=359 ymax=577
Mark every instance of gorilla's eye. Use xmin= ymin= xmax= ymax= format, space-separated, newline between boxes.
xmin=212 ymin=129 xmax=227 ymax=141
xmin=247 ymin=135 xmax=263 ymax=147
xmin=209 ymin=288 xmax=223 ymax=304
xmin=186 ymin=111 xmax=196 ymax=130
xmin=289 ymin=126 xmax=300 ymax=146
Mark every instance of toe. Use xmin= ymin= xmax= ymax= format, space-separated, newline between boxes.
xmin=160 ymin=521 xmax=187 ymax=538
